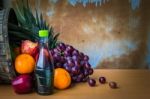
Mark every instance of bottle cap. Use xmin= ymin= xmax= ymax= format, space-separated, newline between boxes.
xmin=39 ymin=30 xmax=49 ymax=37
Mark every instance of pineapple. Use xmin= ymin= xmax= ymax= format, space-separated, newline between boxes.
xmin=10 ymin=0 xmax=59 ymax=49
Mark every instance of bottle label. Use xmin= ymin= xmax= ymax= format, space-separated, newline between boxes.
xmin=35 ymin=69 xmax=54 ymax=94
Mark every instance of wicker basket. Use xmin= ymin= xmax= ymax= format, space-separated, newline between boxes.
xmin=0 ymin=8 xmax=17 ymax=84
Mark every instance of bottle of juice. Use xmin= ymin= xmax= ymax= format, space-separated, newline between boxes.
xmin=35 ymin=30 xmax=54 ymax=95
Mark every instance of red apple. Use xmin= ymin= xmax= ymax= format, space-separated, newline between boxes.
xmin=11 ymin=74 xmax=33 ymax=94
xmin=21 ymin=40 xmax=38 ymax=56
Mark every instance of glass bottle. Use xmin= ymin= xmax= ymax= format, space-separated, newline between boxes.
xmin=35 ymin=30 xmax=54 ymax=95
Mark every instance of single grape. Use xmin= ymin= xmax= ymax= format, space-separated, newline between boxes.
xmin=72 ymin=50 xmax=79 ymax=56
xmin=72 ymin=76 xmax=77 ymax=81
xmin=58 ymin=42 xmax=65 ymax=47
xmin=89 ymin=68 xmax=94 ymax=75
xmin=74 ymin=60 xmax=80 ymax=67
xmin=84 ymin=55 xmax=89 ymax=61
xmin=109 ymin=82 xmax=118 ymax=89
xmin=64 ymin=50 xmax=71 ymax=57
xmin=67 ymin=60 xmax=75 ymax=67
xmin=71 ymin=66 xmax=79 ymax=75
xmin=79 ymin=52 xmax=84 ymax=58
xmin=60 ymin=56 xmax=66 ymax=63
xmin=58 ymin=43 xmax=66 ymax=50
xmin=85 ymin=62 xmax=91 ymax=69
xmin=66 ymin=46 xmax=74 ymax=52
xmin=53 ymin=54 xmax=61 ymax=61
xmin=63 ymin=63 xmax=68 ymax=68
xmin=75 ymin=77 xmax=81 ymax=82
xmin=78 ymin=73 xmax=84 ymax=80
xmin=82 ymin=76 xmax=90 ymax=82
xmin=72 ymin=55 xmax=78 ymax=61
xmin=84 ymin=69 xmax=89 ymax=76
xmin=55 ymin=62 xmax=62 ymax=68
xmin=99 ymin=77 xmax=106 ymax=84
xmin=53 ymin=48 xmax=59 ymax=53
xmin=88 ymin=79 xmax=96 ymax=87
xmin=64 ymin=65 xmax=72 ymax=72
xmin=82 ymin=76 xmax=89 ymax=82
xmin=66 ymin=56 xmax=73 ymax=61
xmin=56 ymin=45 xmax=61 ymax=51
xmin=80 ymin=61 xmax=85 ymax=66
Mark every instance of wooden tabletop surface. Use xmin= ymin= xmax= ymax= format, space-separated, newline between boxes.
xmin=0 ymin=69 xmax=150 ymax=99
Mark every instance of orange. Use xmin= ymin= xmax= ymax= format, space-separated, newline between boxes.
xmin=15 ymin=54 xmax=35 ymax=74
xmin=54 ymin=68 xmax=71 ymax=90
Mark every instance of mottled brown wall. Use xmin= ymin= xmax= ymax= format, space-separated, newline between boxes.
xmin=10 ymin=0 xmax=150 ymax=69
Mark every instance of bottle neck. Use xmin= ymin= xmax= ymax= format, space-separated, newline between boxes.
xmin=39 ymin=37 xmax=49 ymax=48
xmin=39 ymin=37 xmax=48 ymax=44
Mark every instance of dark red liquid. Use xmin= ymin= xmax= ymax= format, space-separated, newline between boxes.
xmin=35 ymin=43 xmax=54 ymax=95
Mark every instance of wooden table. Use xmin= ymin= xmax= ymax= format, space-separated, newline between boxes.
xmin=1 ymin=69 xmax=150 ymax=99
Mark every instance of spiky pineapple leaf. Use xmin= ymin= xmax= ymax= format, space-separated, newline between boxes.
xmin=40 ymin=13 xmax=44 ymax=29
xmin=35 ymin=9 xmax=40 ymax=29
xmin=48 ymin=26 xmax=60 ymax=49
xmin=14 ymin=3 xmax=26 ymax=26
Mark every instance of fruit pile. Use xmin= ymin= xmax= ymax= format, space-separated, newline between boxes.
xmin=11 ymin=40 xmax=37 ymax=94
xmin=11 ymin=40 xmax=93 ymax=94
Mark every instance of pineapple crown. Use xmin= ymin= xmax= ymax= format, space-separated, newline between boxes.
xmin=14 ymin=0 xmax=59 ymax=49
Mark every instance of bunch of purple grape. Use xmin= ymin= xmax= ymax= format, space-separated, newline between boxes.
xmin=51 ymin=43 xmax=93 ymax=82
